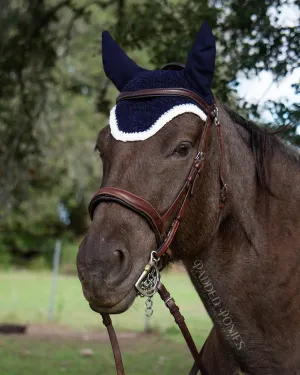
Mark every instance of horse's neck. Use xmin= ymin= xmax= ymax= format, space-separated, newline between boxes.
xmin=188 ymin=112 xmax=300 ymax=374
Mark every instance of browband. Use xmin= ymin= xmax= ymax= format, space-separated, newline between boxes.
xmin=117 ymin=88 xmax=214 ymax=115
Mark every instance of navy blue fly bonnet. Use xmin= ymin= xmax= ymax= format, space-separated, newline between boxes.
xmin=103 ymin=21 xmax=216 ymax=142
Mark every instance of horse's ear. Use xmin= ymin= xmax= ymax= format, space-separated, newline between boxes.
xmin=102 ymin=31 xmax=146 ymax=91
xmin=184 ymin=21 xmax=216 ymax=104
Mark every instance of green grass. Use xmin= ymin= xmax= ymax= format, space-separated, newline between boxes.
xmin=0 ymin=269 xmax=211 ymax=341
xmin=0 ymin=269 xmax=212 ymax=374
xmin=0 ymin=335 xmax=200 ymax=375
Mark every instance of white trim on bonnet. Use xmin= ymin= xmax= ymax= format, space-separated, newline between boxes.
xmin=109 ymin=103 xmax=207 ymax=142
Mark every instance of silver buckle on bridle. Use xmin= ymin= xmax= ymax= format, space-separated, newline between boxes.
xmin=135 ymin=251 xmax=160 ymax=297
xmin=213 ymin=106 xmax=220 ymax=126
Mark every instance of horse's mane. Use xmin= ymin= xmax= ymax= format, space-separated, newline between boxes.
xmin=225 ymin=106 xmax=300 ymax=190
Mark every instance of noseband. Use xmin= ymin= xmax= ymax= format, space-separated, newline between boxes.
xmin=88 ymin=88 xmax=228 ymax=375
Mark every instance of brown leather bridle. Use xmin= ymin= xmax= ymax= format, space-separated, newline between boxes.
xmin=88 ymin=87 xmax=227 ymax=375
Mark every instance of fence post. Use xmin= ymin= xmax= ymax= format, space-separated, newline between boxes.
xmin=144 ymin=314 xmax=152 ymax=333
xmin=48 ymin=239 xmax=62 ymax=321
xmin=144 ymin=297 xmax=153 ymax=333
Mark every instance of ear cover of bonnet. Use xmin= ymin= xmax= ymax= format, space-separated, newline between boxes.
xmin=102 ymin=21 xmax=216 ymax=142
xmin=102 ymin=30 xmax=147 ymax=91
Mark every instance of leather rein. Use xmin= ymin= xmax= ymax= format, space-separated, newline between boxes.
xmin=88 ymin=87 xmax=228 ymax=375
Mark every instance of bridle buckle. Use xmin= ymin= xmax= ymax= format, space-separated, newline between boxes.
xmin=135 ymin=251 xmax=160 ymax=297
xmin=213 ymin=107 xmax=220 ymax=126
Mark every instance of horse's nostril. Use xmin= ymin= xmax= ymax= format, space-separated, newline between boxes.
xmin=114 ymin=249 xmax=125 ymax=262
xmin=77 ymin=243 xmax=131 ymax=290
xmin=112 ymin=248 xmax=131 ymax=279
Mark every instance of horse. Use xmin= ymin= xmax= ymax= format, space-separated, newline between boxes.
xmin=77 ymin=21 xmax=300 ymax=375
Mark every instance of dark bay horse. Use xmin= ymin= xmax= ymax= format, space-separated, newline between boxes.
xmin=77 ymin=24 xmax=300 ymax=375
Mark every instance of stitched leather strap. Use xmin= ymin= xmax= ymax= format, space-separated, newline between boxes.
xmin=157 ymin=283 xmax=209 ymax=375
xmin=101 ymin=314 xmax=125 ymax=375
xmin=117 ymin=88 xmax=214 ymax=114
xmin=189 ymin=340 xmax=208 ymax=375
xmin=156 ymin=152 xmax=205 ymax=258
xmin=89 ymin=187 xmax=165 ymax=243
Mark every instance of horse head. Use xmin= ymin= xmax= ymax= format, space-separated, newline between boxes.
xmin=77 ymin=21 xmax=224 ymax=314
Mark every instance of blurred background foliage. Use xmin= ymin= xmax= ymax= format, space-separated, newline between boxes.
xmin=0 ymin=0 xmax=299 ymax=269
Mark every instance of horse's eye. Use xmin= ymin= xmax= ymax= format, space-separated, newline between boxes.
xmin=174 ymin=142 xmax=192 ymax=157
